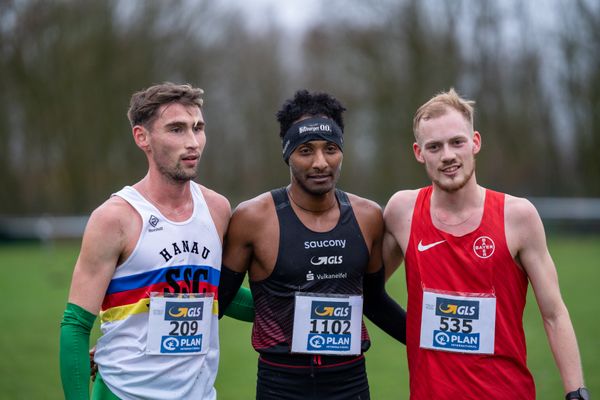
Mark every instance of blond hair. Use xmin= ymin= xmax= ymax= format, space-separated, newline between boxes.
xmin=413 ymin=88 xmax=475 ymax=140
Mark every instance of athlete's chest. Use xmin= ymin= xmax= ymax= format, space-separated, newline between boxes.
xmin=271 ymin=223 xmax=369 ymax=285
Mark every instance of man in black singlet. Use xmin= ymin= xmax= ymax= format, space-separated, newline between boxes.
xmin=218 ymin=90 xmax=406 ymax=400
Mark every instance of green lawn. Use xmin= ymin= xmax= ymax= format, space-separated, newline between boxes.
xmin=0 ymin=235 xmax=597 ymax=399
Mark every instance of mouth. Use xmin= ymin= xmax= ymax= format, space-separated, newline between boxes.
xmin=440 ymin=164 xmax=460 ymax=175
xmin=181 ymin=153 xmax=199 ymax=167
xmin=307 ymin=174 xmax=332 ymax=183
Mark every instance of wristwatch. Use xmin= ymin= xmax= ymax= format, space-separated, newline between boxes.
xmin=565 ymin=387 xmax=590 ymax=400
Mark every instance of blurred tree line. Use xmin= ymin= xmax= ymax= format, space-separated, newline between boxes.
xmin=0 ymin=0 xmax=598 ymax=215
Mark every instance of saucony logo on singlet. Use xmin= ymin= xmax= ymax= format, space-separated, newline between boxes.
xmin=417 ymin=239 xmax=446 ymax=252
xmin=304 ymin=239 xmax=346 ymax=249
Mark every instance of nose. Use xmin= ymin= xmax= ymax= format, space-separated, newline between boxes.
xmin=312 ymin=149 xmax=328 ymax=170
xmin=185 ymin=128 xmax=202 ymax=150
xmin=440 ymin=143 xmax=456 ymax=162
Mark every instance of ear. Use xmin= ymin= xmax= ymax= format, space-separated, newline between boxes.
xmin=413 ymin=142 xmax=425 ymax=164
xmin=472 ymin=131 xmax=482 ymax=155
xmin=133 ymin=125 xmax=150 ymax=151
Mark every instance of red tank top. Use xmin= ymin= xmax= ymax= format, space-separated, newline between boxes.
xmin=404 ymin=186 xmax=535 ymax=399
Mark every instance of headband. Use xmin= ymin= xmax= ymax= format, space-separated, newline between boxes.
xmin=281 ymin=116 xmax=344 ymax=163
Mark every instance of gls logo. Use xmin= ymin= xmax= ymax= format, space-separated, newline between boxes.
xmin=310 ymin=256 xmax=343 ymax=266
xmin=165 ymin=302 xmax=204 ymax=321
xmin=311 ymin=301 xmax=351 ymax=319
xmin=435 ymin=298 xmax=479 ymax=320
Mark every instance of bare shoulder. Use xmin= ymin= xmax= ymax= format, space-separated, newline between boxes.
xmin=226 ymin=191 xmax=276 ymax=249
xmin=197 ymin=183 xmax=231 ymax=239
xmin=89 ymin=195 xmax=137 ymax=236
xmin=383 ymin=189 xmax=420 ymax=222
xmin=345 ymin=192 xmax=383 ymax=221
xmin=505 ymin=194 xmax=542 ymax=233
xmin=232 ymin=191 xmax=275 ymax=223
xmin=504 ymin=194 xmax=545 ymax=255
xmin=79 ymin=195 xmax=139 ymax=265
xmin=198 ymin=184 xmax=231 ymax=217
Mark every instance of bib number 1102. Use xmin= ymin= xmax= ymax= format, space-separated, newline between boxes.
xmin=310 ymin=319 xmax=350 ymax=335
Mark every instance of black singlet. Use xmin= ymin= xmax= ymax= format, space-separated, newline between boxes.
xmin=250 ymin=187 xmax=371 ymax=355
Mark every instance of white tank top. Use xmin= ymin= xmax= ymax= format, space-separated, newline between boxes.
xmin=95 ymin=184 xmax=221 ymax=400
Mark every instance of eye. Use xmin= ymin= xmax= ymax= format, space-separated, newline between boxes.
xmin=426 ymin=143 xmax=440 ymax=152
xmin=326 ymin=144 xmax=339 ymax=153
xmin=170 ymin=126 xmax=182 ymax=133
xmin=297 ymin=145 xmax=314 ymax=156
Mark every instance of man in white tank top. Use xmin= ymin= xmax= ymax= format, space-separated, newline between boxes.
xmin=60 ymin=83 xmax=231 ymax=399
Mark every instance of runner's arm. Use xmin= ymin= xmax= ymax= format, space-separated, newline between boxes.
xmin=358 ymin=200 xmax=406 ymax=343
xmin=511 ymin=198 xmax=585 ymax=393
xmin=219 ymin=271 xmax=254 ymax=321
xmin=60 ymin=202 xmax=127 ymax=399
xmin=382 ymin=190 xmax=415 ymax=281
xmin=363 ymin=266 xmax=406 ymax=344
xmin=218 ymin=204 xmax=255 ymax=319
xmin=383 ymin=229 xmax=404 ymax=281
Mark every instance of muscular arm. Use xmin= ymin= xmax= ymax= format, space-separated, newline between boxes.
xmin=507 ymin=197 xmax=585 ymax=393
xmin=382 ymin=190 xmax=417 ymax=280
xmin=218 ymin=196 xmax=272 ymax=318
xmin=199 ymin=185 xmax=255 ymax=321
xmin=352 ymin=196 xmax=406 ymax=343
xmin=60 ymin=200 xmax=131 ymax=399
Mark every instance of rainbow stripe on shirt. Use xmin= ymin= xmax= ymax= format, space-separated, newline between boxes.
xmin=100 ymin=264 xmax=220 ymax=323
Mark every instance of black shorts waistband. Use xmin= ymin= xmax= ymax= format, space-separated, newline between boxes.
xmin=258 ymin=352 xmax=365 ymax=369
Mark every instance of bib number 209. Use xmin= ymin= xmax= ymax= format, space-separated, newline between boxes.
xmin=169 ymin=320 xmax=199 ymax=336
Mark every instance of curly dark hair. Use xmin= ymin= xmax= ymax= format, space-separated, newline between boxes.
xmin=275 ymin=89 xmax=346 ymax=138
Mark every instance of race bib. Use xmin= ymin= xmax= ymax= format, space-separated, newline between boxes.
xmin=146 ymin=292 xmax=213 ymax=355
xmin=420 ymin=290 xmax=496 ymax=354
xmin=291 ymin=293 xmax=362 ymax=355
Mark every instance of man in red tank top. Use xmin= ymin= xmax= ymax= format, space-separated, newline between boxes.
xmin=383 ymin=88 xmax=588 ymax=399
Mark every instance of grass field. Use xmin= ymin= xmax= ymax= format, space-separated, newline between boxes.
xmin=0 ymin=235 xmax=598 ymax=399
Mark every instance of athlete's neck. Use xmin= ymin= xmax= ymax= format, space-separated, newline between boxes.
xmin=287 ymin=185 xmax=338 ymax=214
xmin=430 ymin=182 xmax=485 ymax=234
xmin=286 ymin=185 xmax=339 ymax=232
xmin=135 ymin=175 xmax=194 ymax=221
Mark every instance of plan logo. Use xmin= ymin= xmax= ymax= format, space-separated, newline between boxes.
xmin=473 ymin=236 xmax=495 ymax=259
xmin=161 ymin=335 xmax=202 ymax=353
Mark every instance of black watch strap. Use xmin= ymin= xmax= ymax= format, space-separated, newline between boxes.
xmin=565 ymin=387 xmax=590 ymax=400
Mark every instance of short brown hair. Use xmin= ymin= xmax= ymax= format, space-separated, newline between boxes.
xmin=413 ymin=88 xmax=475 ymax=140
xmin=127 ymin=82 xmax=204 ymax=128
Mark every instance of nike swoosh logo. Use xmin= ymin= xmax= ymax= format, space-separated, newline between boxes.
xmin=417 ymin=240 xmax=446 ymax=252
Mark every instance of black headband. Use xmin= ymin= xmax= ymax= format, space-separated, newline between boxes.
xmin=281 ymin=117 xmax=344 ymax=163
